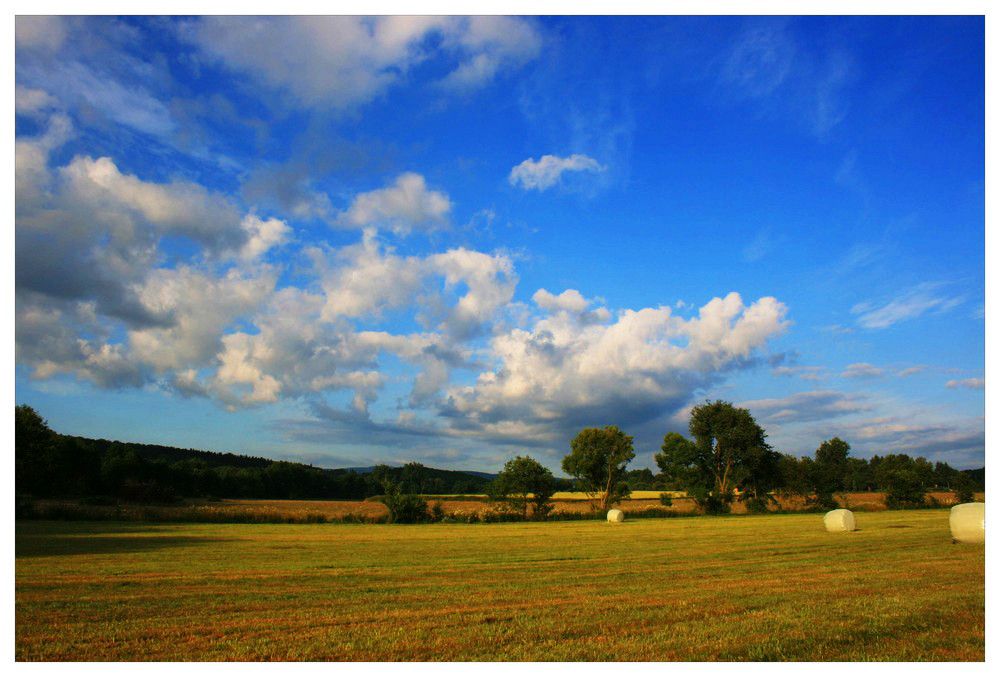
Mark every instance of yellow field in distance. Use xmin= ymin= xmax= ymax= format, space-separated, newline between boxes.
xmin=550 ymin=490 xmax=685 ymax=500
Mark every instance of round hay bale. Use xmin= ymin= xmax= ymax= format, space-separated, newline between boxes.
xmin=823 ymin=508 xmax=856 ymax=532
xmin=949 ymin=502 xmax=985 ymax=543
xmin=607 ymin=509 xmax=625 ymax=523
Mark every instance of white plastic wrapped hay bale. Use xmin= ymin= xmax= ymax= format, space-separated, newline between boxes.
xmin=607 ymin=509 xmax=625 ymax=523
xmin=949 ymin=502 xmax=985 ymax=543
xmin=823 ymin=508 xmax=856 ymax=532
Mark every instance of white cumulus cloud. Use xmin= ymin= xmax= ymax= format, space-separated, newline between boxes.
xmin=185 ymin=16 xmax=542 ymax=110
xmin=441 ymin=292 xmax=789 ymax=442
xmin=343 ymin=172 xmax=451 ymax=235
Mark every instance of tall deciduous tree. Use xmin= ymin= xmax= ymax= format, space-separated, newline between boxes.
xmin=562 ymin=426 xmax=635 ymax=511
xmin=683 ymin=400 xmax=781 ymax=512
xmin=488 ymin=455 xmax=556 ymax=519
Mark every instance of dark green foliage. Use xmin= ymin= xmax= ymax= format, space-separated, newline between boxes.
xmin=16 ymin=405 xmax=100 ymax=496
xmin=13 ymin=406 xmax=491 ymax=502
xmin=873 ymin=454 xmax=929 ymax=508
xmin=562 ymin=426 xmax=635 ymax=511
xmin=690 ymin=487 xmax=731 ymax=515
xmin=844 ymin=457 xmax=875 ymax=491
xmin=687 ymin=401 xmax=780 ymax=505
xmin=808 ymin=437 xmax=851 ymax=509
xmin=488 ymin=455 xmax=555 ymax=519
xmin=623 ymin=467 xmax=659 ymax=491
xmin=379 ymin=481 xmax=430 ymax=524
xmin=884 ymin=469 xmax=928 ymax=509
xmin=655 ymin=432 xmax=701 ymax=492
xmin=813 ymin=438 xmax=849 ymax=491
xmin=776 ymin=454 xmax=811 ymax=499
xmin=658 ymin=493 xmax=673 ymax=507
xmin=363 ymin=462 xmax=492 ymax=496
xmin=960 ymin=467 xmax=985 ymax=491
xmin=661 ymin=401 xmax=780 ymax=513
xmin=430 ymin=501 xmax=446 ymax=522
xmin=952 ymin=473 xmax=975 ymax=503
xmin=743 ymin=496 xmax=771 ymax=514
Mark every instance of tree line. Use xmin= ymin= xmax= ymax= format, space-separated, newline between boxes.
xmin=487 ymin=400 xmax=984 ymax=518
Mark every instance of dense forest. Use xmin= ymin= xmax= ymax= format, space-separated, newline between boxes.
xmin=15 ymin=405 xmax=984 ymax=504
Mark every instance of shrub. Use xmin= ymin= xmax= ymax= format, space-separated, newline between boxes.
xmin=743 ymin=496 xmax=772 ymax=514
xmin=659 ymin=493 xmax=673 ymax=507
xmin=430 ymin=501 xmax=446 ymax=523
xmin=380 ymin=491 xmax=429 ymax=524
xmin=806 ymin=492 xmax=839 ymax=512
xmin=689 ymin=487 xmax=731 ymax=515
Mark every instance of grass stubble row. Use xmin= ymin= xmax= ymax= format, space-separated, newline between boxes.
xmin=15 ymin=509 xmax=984 ymax=661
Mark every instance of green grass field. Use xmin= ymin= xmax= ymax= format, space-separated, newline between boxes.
xmin=15 ymin=509 xmax=984 ymax=661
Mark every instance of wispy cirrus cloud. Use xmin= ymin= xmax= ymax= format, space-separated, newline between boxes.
xmin=851 ymin=282 xmax=966 ymax=329
xmin=841 ymin=415 xmax=985 ymax=466
xmin=508 ymin=154 xmax=605 ymax=191
xmin=841 ymin=362 xmax=884 ymax=379
xmin=719 ymin=19 xmax=854 ymax=136
xmin=946 ymin=378 xmax=984 ymax=390
xmin=771 ymin=365 xmax=827 ymax=381
xmin=739 ymin=390 xmax=872 ymax=424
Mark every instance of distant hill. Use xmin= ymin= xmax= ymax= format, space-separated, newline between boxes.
xmin=342 ymin=465 xmax=497 ymax=481
xmin=51 ymin=431 xmax=499 ymax=497
xmin=346 ymin=464 xmax=495 ymax=494
xmin=64 ymin=436 xmax=275 ymax=470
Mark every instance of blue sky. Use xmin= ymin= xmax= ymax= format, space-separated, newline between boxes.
xmin=13 ymin=15 xmax=985 ymax=472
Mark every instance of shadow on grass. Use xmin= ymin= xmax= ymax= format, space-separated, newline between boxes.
xmin=15 ymin=522 xmax=230 ymax=559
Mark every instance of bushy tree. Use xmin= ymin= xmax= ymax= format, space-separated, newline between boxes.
xmin=884 ymin=469 xmax=928 ymax=509
xmin=667 ymin=401 xmax=780 ymax=513
xmin=488 ymin=455 xmax=555 ymax=519
xmin=562 ymin=426 xmax=635 ymax=511
xmin=873 ymin=454 xmax=928 ymax=508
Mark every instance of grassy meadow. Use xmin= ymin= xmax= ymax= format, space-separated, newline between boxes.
xmin=15 ymin=509 xmax=983 ymax=661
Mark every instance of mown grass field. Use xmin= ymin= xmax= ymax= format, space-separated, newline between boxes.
xmin=15 ymin=509 xmax=984 ymax=661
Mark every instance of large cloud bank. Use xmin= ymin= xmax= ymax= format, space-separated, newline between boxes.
xmin=15 ymin=105 xmax=789 ymax=451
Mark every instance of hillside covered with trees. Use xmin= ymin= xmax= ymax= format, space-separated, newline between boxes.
xmin=14 ymin=405 xmax=496 ymax=502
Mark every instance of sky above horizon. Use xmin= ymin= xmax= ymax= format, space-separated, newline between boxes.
xmin=14 ymin=15 xmax=985 ymax=472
